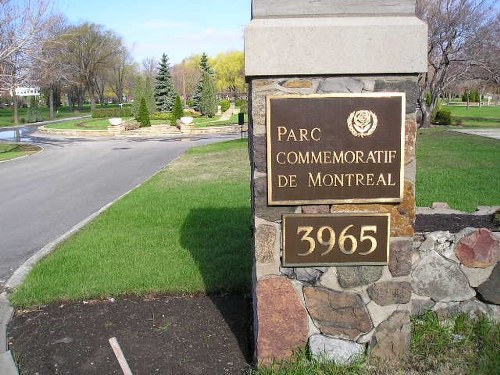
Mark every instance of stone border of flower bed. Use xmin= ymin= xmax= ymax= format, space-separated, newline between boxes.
xmin=37 ymin=124 xmax=248 ymax=138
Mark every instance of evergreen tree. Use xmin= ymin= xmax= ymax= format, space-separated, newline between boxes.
xmin=138 ymin=97 xmax=150 ymax=127
xmin=193 ymin=52 xmax=212 ymax=111
xmin=154 ymin=53 xmax=176 ymax=112
xmin=133 ymin=76 xmax=155 ymax=118
xmin=199 ymin=71 xmax=217 ymax=117
xmin=172 ymin=94 xmax=184 ymax=123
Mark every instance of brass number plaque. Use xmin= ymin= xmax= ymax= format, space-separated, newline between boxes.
xmin=267 ymin=93 xmax=405 ymax=205
xmin=282 ymin=213 xmax=390 ymax=266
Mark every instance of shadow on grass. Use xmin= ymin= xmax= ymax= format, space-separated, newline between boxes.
xmin=180 ymin=206 xmax=253 ymax=364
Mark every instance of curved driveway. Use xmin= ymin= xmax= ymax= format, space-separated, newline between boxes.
xmin=0 ymin=133 xmax=236 ymax=286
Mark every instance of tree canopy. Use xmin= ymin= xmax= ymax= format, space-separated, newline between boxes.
xmin=416 ymin=0 xmax=499 ymax=127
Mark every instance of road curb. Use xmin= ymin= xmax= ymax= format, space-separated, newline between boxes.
xmin=0 ymin=293 xmax=16 ymax=375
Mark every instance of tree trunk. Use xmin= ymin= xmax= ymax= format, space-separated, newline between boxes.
xmin=420 ymin=105 xmax=433 ymax=128
xmin=13 ymin=94 xmax=19 ymax=125
xmin=49 ymin=87 xmax=55 ymax=119
xmin=90 ymin=92 xmax=96 ymax=111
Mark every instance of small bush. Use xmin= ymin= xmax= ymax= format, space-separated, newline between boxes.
xmin=183 ymin=109 xmax=202 ymax=118
xmin=91 ymin=107 xmax=132 ymax=118
xmin=219 ymin=99 xmax=230 ymax=113
xmin=235 ymin=99 xmax=247 ymax=114
xmin=433 ymin=109 xmax=452 ymax=125
xmin=123 ymin=120 xmax=140 ymax=131
xmin=137 ymin=97 xmax=150 ymax=127
xmin=150 ymin=112 xmax=172 ymax=121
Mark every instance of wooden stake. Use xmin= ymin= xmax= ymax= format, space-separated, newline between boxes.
xmin=109 ymin=337 xmax=133 ymax=375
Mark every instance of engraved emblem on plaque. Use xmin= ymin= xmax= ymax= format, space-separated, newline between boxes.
xmin=347 ymin=110 xmax=378 ymax=138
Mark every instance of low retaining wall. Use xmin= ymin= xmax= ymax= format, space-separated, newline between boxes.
xmin=412 ymin=227 xmax=500 ymax=320
xmin=38 ymin=124 xmax=247 ymax=138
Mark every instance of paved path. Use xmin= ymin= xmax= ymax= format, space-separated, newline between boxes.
xmin=0 ymin=133 xmax=236 ymax=286
xmin=452 ymin=128 xmax=500 ymax=140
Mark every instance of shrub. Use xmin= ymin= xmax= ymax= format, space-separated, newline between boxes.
xmin=172 ymin=94 xmax=184 ymax=124
xmin=92 ymin=107 xmax=132 ymax=118
xmin=123 ymin=120 xmax=140 ymax=131
xmin=425 ymin=92 xmax=433 ymax=106
xmin=219 ymin=99 xmax=230 ymax=113
xmin=150 ymin=112 xmax=172 ymax=121
xmin=183 ymin=109 xmax=202 ymax=118
xmin=235 ymin=99 xmax=247 ymax=114
xmin=461 ymin=89 xmax=481 ymax=103
xmin=137 ymin=97 xmax=150 ymax=127
xmin=433 ymin=109 xmax=452 ymax=125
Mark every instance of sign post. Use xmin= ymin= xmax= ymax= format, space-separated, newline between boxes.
xmin=245 ymin=0 xmax=427 ymax=366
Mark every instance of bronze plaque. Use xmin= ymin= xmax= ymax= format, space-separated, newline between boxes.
xmin=267 ymin=93 xmax=405 ymax=205
xmin=282 ymin=213 xmax=390 ymax=266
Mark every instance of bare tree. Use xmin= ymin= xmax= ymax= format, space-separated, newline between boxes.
xmin=0 ymin=0 xmax=62 ymax=123
xmin=59 ymin=23 xmax=124 ymax=110
xmin=109 ymin=48 xmax=134 ymax=103
xmin=141 ymin=57 xmax=157 ymax=80
xmin=416 ymin=0 xmax=498 ymax=127
xmin=171 ymin=55 xmax=201 ymax=101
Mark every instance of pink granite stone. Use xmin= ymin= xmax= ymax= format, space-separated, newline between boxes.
xmin=455 ymin=228 xmax=500 ymax=268
xmin=255 ymin=277 xmax=309 ymax=366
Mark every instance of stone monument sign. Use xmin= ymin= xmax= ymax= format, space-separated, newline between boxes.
xmin=245 ymin=0 xmax=427 ymax=366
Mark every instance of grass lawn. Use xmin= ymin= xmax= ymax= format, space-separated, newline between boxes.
xmin=0 ymin=105 xmax=92 ymax=128
xmin=194 ymin=113 xmax=247 ymax=127
xmin=443 ymin=105 xmax=500 ymax=128
xmin=10 ymin=139 xmax=252 ymax=307
xmin=416 ymin=129 xmax=500 ymax=211
xmin=44 ymin=118 xmax=115 ymax=130
xmin=0 ymin=142 xmax=41 ymax=161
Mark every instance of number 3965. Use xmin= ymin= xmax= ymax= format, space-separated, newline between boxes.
xmin=296 ymin=225 xmax=378 ymax=256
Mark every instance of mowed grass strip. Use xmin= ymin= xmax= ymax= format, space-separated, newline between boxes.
xmin=416 ymin=129 xmax=500 ymax=211
xmin=0 ymin=106 xmax=91 ymax=127
xmin=0 ymin=143 xmax=41 ymax=161
xmin=444 ymin=105 xmax=500 ymax=128
xmin=45 ymin=118 xmax=112 ymax=130
xmin=10 ymin=139 xmax=252 ymax=307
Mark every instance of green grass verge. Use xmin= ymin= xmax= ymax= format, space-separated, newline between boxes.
xmin=45 ymin=118 xmax=114 ymax=130
xmin=0 ymin=143 xmax=41 ymax=161
xmin=0 ymin=105 xmax=92 ymax=127
xmin=10 ymin=139 xmax=252 ymax=307
xmin=444 ymin=105 xmax=500 ymax=128
xmin=416 ymin=129 xmax=500 ymax=211
xmin=193 ymin=113 xmax=247 ymax=127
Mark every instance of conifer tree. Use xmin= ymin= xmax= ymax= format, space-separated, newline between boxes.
xmin=154 ymin=53 xmax=176 ymax=112
xmin=199 ymin=71 xmax=217 ymax=117
xmin=193 ymin=52 xmax=213 ymax=112
xmin=138 ymin=97 xmax=150 ymax=127
xmin=133 ymin=76 xmax=155 ymax=118
xmin=172 ymin=94 xmax=184 ymax=123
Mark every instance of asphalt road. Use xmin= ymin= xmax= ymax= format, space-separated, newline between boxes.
xmin=0 ymin=131 xmax=237 ymax=285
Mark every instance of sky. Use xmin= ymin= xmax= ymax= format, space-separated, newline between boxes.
xmin=52 ymin=0 xmax=251 ymax=65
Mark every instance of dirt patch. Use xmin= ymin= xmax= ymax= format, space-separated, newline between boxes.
xmin=8 ymin=294 xmax=252 ymax=375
